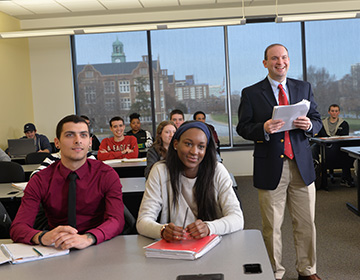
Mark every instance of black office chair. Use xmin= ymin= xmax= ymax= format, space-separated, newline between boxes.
xmin=0 ymin=162 xmax=24 ymax=221
xmin=322 ymin=141 xmax=358 ymax=187
xmin=121 ymin=205 xmax=137 ymax=235
xmin=50 ymin=142 xmax=59 ymax=153
xmin=0 ymin=201 xmax=12 ymax=238
xmin=25 ymin=152 xmax=51 ymax=164
xmin=0 ymin=161 xmax=25 ymax=183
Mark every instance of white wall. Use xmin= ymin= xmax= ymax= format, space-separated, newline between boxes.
xmin=222 ymin=150 xmax=253 ymax=176
xmin=29 ymin=36 xmax=76 ymax=141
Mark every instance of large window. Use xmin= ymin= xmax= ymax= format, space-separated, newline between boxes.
xmin=73 ymin=32 xmax=149 ymax=137
xmin=228 ymin=22 xmax=302 ymax=144
xmin=72 ymin=18 xmax=360 ymax=147
xmin=305 ymin=19 xmax=360 ymax=134
xmin=151 ymin=27 xmax=228 ymax=144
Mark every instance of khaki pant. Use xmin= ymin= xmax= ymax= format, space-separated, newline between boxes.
xmin=258 ymin=158 xmax=317 ymax=279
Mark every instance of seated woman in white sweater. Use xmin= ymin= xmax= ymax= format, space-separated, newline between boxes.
xmin=136 ymin=121 xmax=244 ymax=241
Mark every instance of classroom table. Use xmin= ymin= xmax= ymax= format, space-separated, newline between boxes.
xmin=0 ymin=229 xmax=275 ymax=280
xmin=21 ymin=164 xmax=40 ymax=181
xmin=10 ymin=157 xmax=25 ymax=165
xmin=120 ymin=177 xmax=145 ymax=218
xmin=341 ymin=146 xmax=360 ymax=216
xmin=20 ymin=160 xmax=147 ymax=181
xmin=104 ymin=159 xmax=147 ymax=178
xmin=310 ymin=136 xmax=360 ymax=190
xmin=0 ymin=178 xmax=145 ymax=199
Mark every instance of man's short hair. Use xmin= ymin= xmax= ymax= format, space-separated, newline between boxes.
xmin=80 ymin=115 xmax=90 ymax=121
xmin=328 ymin=104 xmax=340 ymax=111
xmin=264 ymin=43 xmax=289 ymax=60
xmin=129 ymin=113 xmax=140 ymax=122
xmin=193 ymin=111 xmax=206 ymax=120
xmin=109 ymin=116 xmax=124 ymax=127
xmin=56 ymin=115 xmax=88 ymax=139
xmin=170 ymin=109 xmax=184 ymax=120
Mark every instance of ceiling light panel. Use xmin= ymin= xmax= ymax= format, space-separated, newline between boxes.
xmin=140 ymin=0 xmax=179 ymax=8
xmin=276 ymin=11 xmax=359 ymax=22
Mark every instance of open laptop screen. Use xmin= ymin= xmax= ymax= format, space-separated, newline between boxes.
xmin=7 ymin=138 xmax=37 ymax=158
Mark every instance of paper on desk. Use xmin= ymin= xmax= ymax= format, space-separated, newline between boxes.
xmin=0 ymin=243 xmax=69 ymax=264
xmin=11 ymin=182 xmax=28 ymax=191
xmin=121 ymin=157 xmax=146 ymax=162
xmin=272 ymin=99 xmax=310 ymax=133
xmin=103 ymin=158 xmax=147 ymax=165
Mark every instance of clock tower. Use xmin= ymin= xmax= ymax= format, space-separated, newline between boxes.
xmin=111 ymin=38 xmax=126 ymax=63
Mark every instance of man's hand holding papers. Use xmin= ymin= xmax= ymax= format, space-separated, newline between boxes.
xmin=271 ymin=99 xmax=310 ymax=133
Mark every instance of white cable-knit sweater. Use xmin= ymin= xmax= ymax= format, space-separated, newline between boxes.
xmin=136 ymin=161 xmax=244 ymax=239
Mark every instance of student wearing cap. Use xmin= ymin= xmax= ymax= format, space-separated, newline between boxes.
xmin=22 ymin=123 xmax=52 ymax=153
xmin=137 ymin=121 xmax=243 ymax=241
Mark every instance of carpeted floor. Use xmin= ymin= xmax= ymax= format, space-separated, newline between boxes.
xmin=235 ymin=175 xmax=360 ymax=280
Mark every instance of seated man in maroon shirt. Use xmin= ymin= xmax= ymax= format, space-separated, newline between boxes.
xmin=10 ymin=115 xmax=125 ymax=250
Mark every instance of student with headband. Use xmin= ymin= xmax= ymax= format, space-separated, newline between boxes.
xmin=136 ymin=121 xmax=243 ymax=241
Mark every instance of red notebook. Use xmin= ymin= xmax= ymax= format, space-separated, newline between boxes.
xmin=144 ymin=234 xmax=221 ymax=260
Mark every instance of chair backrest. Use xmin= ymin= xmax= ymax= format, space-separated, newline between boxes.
xmin=50 ymin=142 xmax=59 ymax=153
xmin=121 ymin=204 xmax=137 ymax=235
xmin=0 ymin=201 xmax=12 ymax=238
xmin=0 ymin=161 xmax=25 ymax=183
xmin=25 ymin=152 xmax=51 ymax=164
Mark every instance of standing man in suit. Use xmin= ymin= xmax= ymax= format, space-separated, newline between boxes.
xmin=237 ymin=44 xmax=322 ymax=280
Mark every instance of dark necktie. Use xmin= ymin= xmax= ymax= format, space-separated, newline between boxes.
xmin=68 ymin=172 xmax=78 ymax=228
xmin=278 ymin=84 xmax=294 ymax=160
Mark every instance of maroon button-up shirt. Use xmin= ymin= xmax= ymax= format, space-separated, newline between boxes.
xmin=10 ymin=159 xmax=124 ymax=244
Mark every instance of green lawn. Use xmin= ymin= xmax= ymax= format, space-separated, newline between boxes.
xmin=211 ymin=114 xmax=237 ymax=124
xmin=345 ymin=118 xmax=360 ymax=133
xmin=210 ymin=115 xmax=360 ymax=133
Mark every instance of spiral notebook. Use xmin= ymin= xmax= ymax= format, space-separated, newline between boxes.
xmin=0 ymin=243 xmax=69 ymax=265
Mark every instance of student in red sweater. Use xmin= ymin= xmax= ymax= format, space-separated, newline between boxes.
xmin=98 ymin=116 xmax=138 ymax=161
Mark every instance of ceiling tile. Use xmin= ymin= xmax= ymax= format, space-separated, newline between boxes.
xmin=180 ymin=0 xmax=215 ymax=5
xmin=140 ymin=0 xmax=179 ymax=8
xmin=11 ymin=1 xmax=69 ymax=14
xmin=57 ymin=0 xmax=106 ymax=12
xmin=99 ymin=0 xmax=143 ymax=9
xmin=0 ymin=2 xmax=34 ymax=16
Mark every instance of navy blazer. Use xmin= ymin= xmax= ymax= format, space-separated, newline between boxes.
xmin=236 ymin=77 xmax=322 ymax=190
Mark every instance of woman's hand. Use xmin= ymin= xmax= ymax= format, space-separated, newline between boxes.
xmin=161 ymin=223 xmax=186 ymax=242
xmin=186 ymin=219 xmax=209 ymax=239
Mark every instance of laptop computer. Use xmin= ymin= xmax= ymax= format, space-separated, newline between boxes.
xmin=7 ymin=138 xmax=37 ymax=158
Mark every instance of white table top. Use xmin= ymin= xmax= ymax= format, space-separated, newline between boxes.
xmin=341 ymin=146 xmax=360 ymax=158
xmin=120 ymin=177 xmax=145 ymax=193
xmin=0 ymin=177 xmax=145 ymax=199
xmin=0 ymin=184 xmax=23 ymax=199
xmin=21 ymin=164 xmax=40 ymax=173
xmin=0 ymin=230 xmax=274 ymax=280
